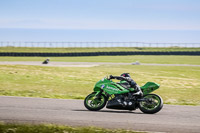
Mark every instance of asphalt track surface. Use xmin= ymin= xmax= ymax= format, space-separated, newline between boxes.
xmin=0 ymin=96 xmax=200 ymax=133
xmin=0 ymin=61 xmax=200 ymax=67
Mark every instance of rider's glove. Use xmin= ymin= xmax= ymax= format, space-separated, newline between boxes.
xmin=109 ymin=75 xmax=114 ymax=79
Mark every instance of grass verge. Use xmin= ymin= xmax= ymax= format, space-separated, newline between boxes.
xmin=0 ymin=64 xmax=200 ymax=105
xmin=0 ymin=123 xmax=143 ymax=133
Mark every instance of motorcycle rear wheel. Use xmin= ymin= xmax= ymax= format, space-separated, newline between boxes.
xmin=84 ymin=92 xmax=107 ymax=111
xmin=139 ymin=94 xmax=163 ymax=114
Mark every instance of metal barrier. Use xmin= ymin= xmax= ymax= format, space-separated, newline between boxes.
xmin=0 ymin=41 xmax=200 ymax=48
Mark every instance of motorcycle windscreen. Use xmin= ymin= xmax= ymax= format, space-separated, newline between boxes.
xmin=140 ymin=82 xmax=160 ymax=95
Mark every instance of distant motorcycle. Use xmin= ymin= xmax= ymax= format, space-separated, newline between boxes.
xmin=84 ymin=76 xmax=163 ymax=114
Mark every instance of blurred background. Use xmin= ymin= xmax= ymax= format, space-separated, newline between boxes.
xmin=0 ymin=0 xmax=200 ymax=47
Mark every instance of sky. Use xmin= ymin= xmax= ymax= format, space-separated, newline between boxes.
xmin=0 ymin=0 xmax=200 ymax=43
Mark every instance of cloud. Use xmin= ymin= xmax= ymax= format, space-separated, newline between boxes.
xmin=0 ymin=18 xmax=200 ymax=30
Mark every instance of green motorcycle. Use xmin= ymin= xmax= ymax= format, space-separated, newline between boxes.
xmin=84 ymin=76 xmax=163 ymax=114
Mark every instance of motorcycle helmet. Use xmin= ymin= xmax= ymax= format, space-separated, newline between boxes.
xmin=121 ymin=73 xmax=131 ymax=78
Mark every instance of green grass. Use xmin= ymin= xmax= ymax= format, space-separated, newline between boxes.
xmin=0 ymin=64 xmax=200 ymax=105
xmin=0 ymin=123 xmax=143 ymax=133
xmin=1 ymin=47 xmax=200 ymax=53
xmin=1 ymin=55 xmax=200 ymax=65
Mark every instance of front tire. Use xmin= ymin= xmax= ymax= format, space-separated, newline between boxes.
xmin=139 ymin=94 xmax=163 ymax=114
xmin=84 ymin=92 xmax=107 ymax=111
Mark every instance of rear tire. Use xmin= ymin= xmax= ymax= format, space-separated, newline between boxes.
xmin=84 ymin=92 xmax=107 ymax=111
xmin=139 ymin=94 xmax=163 ymax=114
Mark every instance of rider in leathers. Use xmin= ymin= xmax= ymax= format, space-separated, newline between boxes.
xmin=109 ymin=73 xmax=143 ymax=96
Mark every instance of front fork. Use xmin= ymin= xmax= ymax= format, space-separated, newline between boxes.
xmin=95 ymin=90 xmax=103 ymax=98
xmin=94 ymin=90 xmax=109 ymax=100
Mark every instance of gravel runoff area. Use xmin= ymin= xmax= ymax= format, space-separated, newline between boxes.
xmin=0 ymin=61 xmax=200 ymax=67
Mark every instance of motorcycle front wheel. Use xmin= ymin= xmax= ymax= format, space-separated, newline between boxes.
xmin=139 ymin=94 xmax=163 ymax=114
xmin=84 ymin=92 xmax=107 ymax=111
